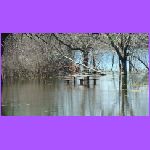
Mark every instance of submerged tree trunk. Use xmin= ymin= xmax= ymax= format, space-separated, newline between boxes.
xmin=120 ymin=74 xmax=127 ymax=116
xmin=120 ymin=74 xmax=133 ymax=116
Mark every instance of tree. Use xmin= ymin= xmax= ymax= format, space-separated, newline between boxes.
xmin=1 ymin=33 xmax=12 ymax=56
xmin=51 ymin=33 xmax=101 ymax=72
xmin=2 ymin=33 xmax=148 ymax=79
xmin=104 ymin=33 xmax=148 ymax=74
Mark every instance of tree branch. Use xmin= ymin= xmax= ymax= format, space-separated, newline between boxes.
xmin=52 ymin=33 xmax=84 ymax=51
xmin=106 ymin=33 xmax=123 ymax=59
xmin=132 ymin=55 xmax=149 ymax=70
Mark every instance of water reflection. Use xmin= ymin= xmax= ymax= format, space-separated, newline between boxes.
xmin=1 ymin=73 xmax=149 ymax=116
xmin=120 ymin=74 xmax=132 ymax=116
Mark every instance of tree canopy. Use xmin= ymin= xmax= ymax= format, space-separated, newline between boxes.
xmin=1 ymin=33 xmax=148 ymax=79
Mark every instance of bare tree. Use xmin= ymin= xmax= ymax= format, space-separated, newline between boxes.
xmin=1 ymin=33 xmax=148 ymax=79
xmin=104 ymin=33 xmax=148 ymax=74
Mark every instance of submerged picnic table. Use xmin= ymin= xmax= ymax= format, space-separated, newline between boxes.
xmin=64 ymin=74 xmax=103 ymax=85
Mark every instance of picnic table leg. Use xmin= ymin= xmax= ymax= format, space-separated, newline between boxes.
xmin=67 ymin=80 xmax=69 ymax=84
xmin=74 ymin=77 xmax=76 ymax=85
xmin=93 ymin=79 xmax=96 ymax=85
xmin=87 ymin=76 xmax=89 ymax=85
xmin=80 ymin=79 xmax=84 ymax=85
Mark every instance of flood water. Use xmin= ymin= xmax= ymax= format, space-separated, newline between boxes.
xmin=1 ymin=73 xmax=149 ymax=116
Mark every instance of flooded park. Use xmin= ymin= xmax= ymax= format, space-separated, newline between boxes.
xmin=1 ymin=33 xmax=149 ymax=116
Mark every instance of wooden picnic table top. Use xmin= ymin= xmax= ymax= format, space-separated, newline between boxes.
xmin=64 ymin=73 xmax=106 ymax=78
xmin=64 ymin=78 xmax=73 ymax=80
xmin=79 ymin=78 xmax=99 ymax=80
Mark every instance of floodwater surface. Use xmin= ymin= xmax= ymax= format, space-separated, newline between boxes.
xmin=1 ymin=73 xmax=149 ymax=116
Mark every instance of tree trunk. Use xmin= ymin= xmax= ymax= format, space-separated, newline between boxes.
xmin=120 ymin=57 xmax=127 ymax=75
xmin=1 ymin=33 xmax=11 ymax=56
xmin=129 ymin=56 xmax=132 ymax=72
xmin=119 ymin=56 xmax=127 ymax=75
xmin=83 ymin=51 xmax=89 ymax=72
xmin=120 ymin=74 xmax=127 ymax=116
xmin=93 ymin=55 xmax=97 ymax=74
xmin=93 ymin=55 xmax=96 ymax=68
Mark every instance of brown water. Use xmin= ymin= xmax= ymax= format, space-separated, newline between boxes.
xmin=1 ymin=73 xmax=149 ymax=116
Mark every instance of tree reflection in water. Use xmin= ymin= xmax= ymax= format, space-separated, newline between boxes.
xmin=1 ymin=73 xmax=148 ymax=116
xmin=120 ymin=74 xmax=133 ymax=116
